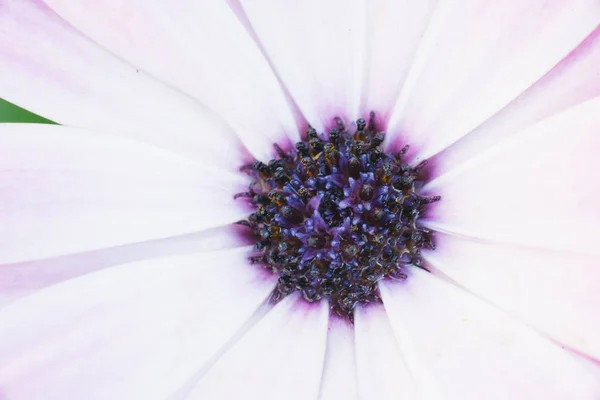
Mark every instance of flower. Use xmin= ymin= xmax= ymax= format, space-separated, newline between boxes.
xmin=1 ymin=0 xmax=600 ymax=399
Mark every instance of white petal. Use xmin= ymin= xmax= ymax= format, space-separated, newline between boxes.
xmin=424 ymin=233 xmax=600 ymax=361
xmin=424 ymin=97 xmax=600 ymax=254
xmin=386 ymin=0 xmax=600 ymax=158
xmin=0 ymin=248 xmax=276 ymax=400
xmin=354 ymin=304 xmax=420 ymax=400
xmin=432 ymin=26 xmax=600 ymax=177
xmin=380 ymin=268 xmax=600 ymax=399
xmin=40 ymin=0 xmax=299 ymax=160
xmin=0 ymin=124 xmax=247 ymax=263
xmin=318 ymin=316 xmax=359 ymax=400
xmin=241 ymin=0 xmax=365 ymax=130
xmin=183 ymin=294 xmax=329 ymax=400
xmin=0 ymin=224 xmax=249 ymax=310
xmin=362 ymin=0 xmax=439 ymax=122
xmin=0 ymin=0 xmax=244 ymax=167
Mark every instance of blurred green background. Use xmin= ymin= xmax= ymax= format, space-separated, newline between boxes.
xmin=0 ymin=98 xmax=54 ymax=124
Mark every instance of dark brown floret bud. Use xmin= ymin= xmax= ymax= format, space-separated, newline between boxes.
xmin=281 ymin=206 xmax=304 ymax=224
xmin=359 ymin=184 xmax=374 ymax=201
xmin=348 ymin=157 xmax=361 ymax=179
xmin=307 ymin=235 xmax=327 ymax=249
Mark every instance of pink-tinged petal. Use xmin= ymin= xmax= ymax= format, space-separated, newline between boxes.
xmin=354 ymin=304 xmax=419 ymax=400
xmin=0 ymin=248 xmax=276 ymax=400
xmin=0 ymin=0 xmax=244 ymax=167
xmin=319 ymin=316 xmax=358 ymax=400
xmin=241 ymin=0 xmax=365 ymax=131
xmin=423 ymin=97 xmax=600 ymax=254
xmin=361 ymin=0 xmax=438 ymax=122
xmin=380 ymin=268 xmax=600 ymax=399
xmin=39 ymin=0 xmax=298 ymax=160
xmin=385 ymin=0 xmax=600 ymax=158
xmin=432 ymin=25 xmax=600 ymax=178
xmin=424 ymin=233 xmax=600 ymax=361
xmin=0 ymin=124 xmax=247 ymax=263
xmin=0 ymin=225 xmax=249 ymax=310
xmin=183 ymin=294 xmax=329 ymax=400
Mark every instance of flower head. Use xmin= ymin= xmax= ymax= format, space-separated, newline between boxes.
xmin=0 ymin=0 xmax=600 ymax=399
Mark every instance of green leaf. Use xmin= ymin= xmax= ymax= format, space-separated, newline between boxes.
xmin=0 ymin=98 xmax=55 ymax=124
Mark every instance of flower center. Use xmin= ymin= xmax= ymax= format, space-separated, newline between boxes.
xmin=234 ymin=113 xmax=439 ymax=321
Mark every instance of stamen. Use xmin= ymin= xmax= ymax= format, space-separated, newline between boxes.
xmin=234 ymin=114 xmax=439 ymax=321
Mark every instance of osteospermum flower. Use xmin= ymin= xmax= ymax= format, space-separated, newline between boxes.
xmin=1 ymin=0 xmax=600 ymax=398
